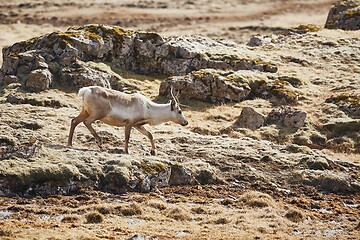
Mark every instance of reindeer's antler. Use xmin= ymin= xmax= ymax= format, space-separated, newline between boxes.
xmin=170 ymin=85 xmax=180 ymax=104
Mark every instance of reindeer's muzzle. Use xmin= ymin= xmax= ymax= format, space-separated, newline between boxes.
xmin=181 ymin=120 xmax=188 ymax=126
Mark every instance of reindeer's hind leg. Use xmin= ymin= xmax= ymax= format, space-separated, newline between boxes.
xmin=68 ymin=109 xmax=89 ymax=147
xmin=135 ymin=125 xmax=156 ymax=155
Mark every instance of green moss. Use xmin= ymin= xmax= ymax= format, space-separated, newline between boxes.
xmin=9 ymin=53 xmax=20 ymax=58
xmin=252 ymin=58 xmax=272 ymax=66
xmin=206 ymin=52 xmax=243 ymax=61
xmin=344 ymin=10 xmax=360 ymax=18
xmin=292 ymin=24 xmax=321 ymax=32
xmin=224 ymin=71 xmax=267 ymax=91
xmin=278 ymin=76 xmax=304 ymax=87
xmin=192 ymin=69 xmax=220 ymax=79
xmin=286 ymin=144 xmax=313 ymax=154
xmin=139 ymin=160 xmax=167 ymax=174
xmin=70 ymin=24 xmax=134 ymax=44
xmin=269 ymin=80 xmax=303 ymax=103
xmin=326 ymin=93 xmax=360 ymax=107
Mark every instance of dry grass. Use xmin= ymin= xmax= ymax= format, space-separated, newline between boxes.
xmin=0 ymin=228 xmax=12 ymax=238
xmin=85 ymin=212 xmax=104 ymax=224
xmin=213 ymin=217 xmax=231 ymax=224
xmin=191 ymin=206 xmax=207 ymax=214
xmin=147 ymin=200 xmax=167 ymax=211
xmin=166 ymin=207 xmax=191 ymax=221
xmin=61 ymin=214 xmax=81 ymax=223
xmin=239 ymin=191 xmax=276 ymax=208
xmin=285 ymin=209 xmax=304 ymax=222
xmin=117 ymin=203 xmax=143 ymax=216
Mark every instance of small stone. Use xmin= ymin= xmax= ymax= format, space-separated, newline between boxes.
xmin=233 ymin=107 xmax=265 ymax=130
xmin=247 ymin=35 xmax=264 ymax=46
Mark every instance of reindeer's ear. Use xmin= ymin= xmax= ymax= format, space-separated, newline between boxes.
xmin=170 ymin=100 xmax=175 ymax=111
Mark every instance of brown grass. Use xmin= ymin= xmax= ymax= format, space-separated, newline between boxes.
xmin=117 ymin=203 xmax=143 ymax=216
xmin=61 ymin=215 xmax=81 ymax=223
xmin=85 ymin=212 xmax=104 ymax=224
xmin=147 ymin=200 xmax=167 ymax=211
xmin=285 ymin=209 xmax=304 ymax=222
xmin=213 ymin=217 xmax=231 ymax=224
xmin=0 ymin=228 xmax=12 ymax=237
xmin=166 ymin=207 xmax=191 ymax=221
xmin=191 ymin=206 xmax=207 ymax=214
xmin=239 ymin=191 xmax=276 ymax=208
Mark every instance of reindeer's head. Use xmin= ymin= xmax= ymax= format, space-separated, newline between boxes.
xmin=170 ymin=87 xmax=188 ymax=126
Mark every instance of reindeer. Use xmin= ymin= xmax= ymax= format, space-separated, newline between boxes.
xmin=67 ymin=86 xmax=188 ymax=155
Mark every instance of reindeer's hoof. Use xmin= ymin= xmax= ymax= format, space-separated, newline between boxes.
xmin=150 ymin=150 xmax=156 ymax=156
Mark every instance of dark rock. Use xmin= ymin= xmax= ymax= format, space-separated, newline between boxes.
xmin=169 ymin=164 xmax=196 ymax=186
xmin=233 ymin=107 xmax=265 ymax=130
xmin=0 ymin=135 xmax=16 ymax=146
xmin=248 ymin=35 xmax=264 ymax=46
xmin=325 ymin=0 xmax=360 ymax=30
xmin=101 ymin=166 xmax=130 ymax=194
xmin=259 ymin=79 xmax=302 ymax=104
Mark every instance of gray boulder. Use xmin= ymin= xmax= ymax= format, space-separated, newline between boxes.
xmin=325 ymin=0 xmax=360 ymax=30
xmin=233 ymin=107 xmax=265 ymax=130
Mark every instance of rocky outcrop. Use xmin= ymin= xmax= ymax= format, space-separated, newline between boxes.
xmin=160 ymin=68 xmax=305 ymax=104
xmin=325 ymin=0 xmax=360 ymax=30
xmin=0 ymin=24 xmax=277 ymax=91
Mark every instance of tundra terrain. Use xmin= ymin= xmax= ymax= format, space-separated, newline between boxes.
xmin=0 ymin=0 xmax=359 ymax=240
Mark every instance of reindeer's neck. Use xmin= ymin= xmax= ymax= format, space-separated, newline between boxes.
xmin=147 ymin=102 xmax=173 ymax=125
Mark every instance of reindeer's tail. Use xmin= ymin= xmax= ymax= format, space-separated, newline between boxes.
xmin=78 ymin=87 xmax=91 ymax=98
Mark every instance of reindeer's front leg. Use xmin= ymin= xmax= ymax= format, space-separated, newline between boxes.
xmin=135 ymin=125 xmax=156 ymax=155
xmin=124 ymin=124 xmax=133 ymax=154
